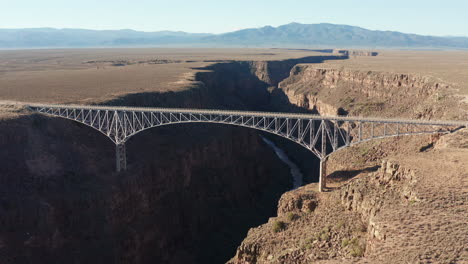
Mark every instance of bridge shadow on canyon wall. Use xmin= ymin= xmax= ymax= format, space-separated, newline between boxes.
xmin=0 ymin=54 xmax=348 ymax=264
xmin=325 ymin=165 xmax=380 ymax=192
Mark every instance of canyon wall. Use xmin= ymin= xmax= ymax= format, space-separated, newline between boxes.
xmin=248 ymin=55 xmax=348 ymax=87
xmin=193 ymin=55 xmax=346 ymax=111
xmin=277 ymin=65 xmax=463 ymax=120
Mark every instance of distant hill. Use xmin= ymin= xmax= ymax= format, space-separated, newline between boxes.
xmin=0 ymin=28 xmax=212 ymax=48
xmin=206 ymin=23 xmax=468 ymax=49
xmin=1 ymin=23 xmax=467 ymax=49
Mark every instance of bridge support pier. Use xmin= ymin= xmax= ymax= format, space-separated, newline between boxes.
xmin=319 ymin=158 xmax=327 ymax=192
xmin=116 ymin=143 xmax=127 ymax=172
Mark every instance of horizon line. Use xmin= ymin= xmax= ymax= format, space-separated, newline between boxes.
xmin=1 ymin=22 xmax=467 ymax=38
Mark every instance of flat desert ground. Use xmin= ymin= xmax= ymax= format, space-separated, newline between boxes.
xmin=0 ymin=48 xmax=328 ymax=104
xmin=0 ymin=48 xmax=467 ymax=112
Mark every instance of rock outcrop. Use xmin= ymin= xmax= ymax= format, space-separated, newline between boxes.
xmin=279 ymin=87 xmax=342 ymax=116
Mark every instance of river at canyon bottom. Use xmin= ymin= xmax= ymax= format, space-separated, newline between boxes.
xmin=260 ymin=135 xmax=303 ymax=189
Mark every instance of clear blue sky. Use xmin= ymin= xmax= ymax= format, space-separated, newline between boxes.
xmin=1 ymin=0 xmax=467 ymax=36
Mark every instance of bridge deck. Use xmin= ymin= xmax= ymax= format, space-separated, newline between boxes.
xmin=26 ymin=103 xmax=467 ymax=127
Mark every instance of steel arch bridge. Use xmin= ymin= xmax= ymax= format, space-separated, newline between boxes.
xmin=27 ymin=103 xmax=466 ymax=192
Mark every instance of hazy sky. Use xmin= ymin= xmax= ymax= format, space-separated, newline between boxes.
xmin=1 ymin=0 xmax=467 ymax=36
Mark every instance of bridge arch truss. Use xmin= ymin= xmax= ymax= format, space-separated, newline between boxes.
xmin=27 ymin=104 xmax=466 ymax=191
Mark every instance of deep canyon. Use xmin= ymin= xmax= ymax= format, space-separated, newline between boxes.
xmin=0 ymin=51 xmax=466 ymax=264
xmin=0 ymin=54 xmax=344 ymax=263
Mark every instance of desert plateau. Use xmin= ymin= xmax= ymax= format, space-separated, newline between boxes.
xmin=0 ymin=47 xmax=467 ymax=263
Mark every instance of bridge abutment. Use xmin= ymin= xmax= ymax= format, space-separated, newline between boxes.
xmin=116 ymin=143 xmax=127 ymax=172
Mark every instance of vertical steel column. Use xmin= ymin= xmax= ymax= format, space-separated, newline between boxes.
xmin=116 ymin=143 xmax=127 ymax=172
xmin=319 ymin=158 xmax=327 ymax=193
xmin=319 ymin=121 xmax=327 ymax=192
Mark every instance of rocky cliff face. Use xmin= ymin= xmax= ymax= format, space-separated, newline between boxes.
xmin=280 ymin=87 xmax=343 ymax=116
xmin=248 ymin=56 xmax=347 ymax=87
xmin=281 ymin=67 xmax=448 ymax=98
xmin=278 ymin=65 xmax=462 ymax=119
xmin=339 ymin=159 xmax=420 ymax=249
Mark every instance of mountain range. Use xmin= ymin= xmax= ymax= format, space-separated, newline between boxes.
xmin=1 ymin=23 xmax=467 ymax=49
